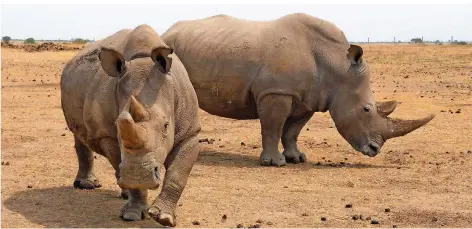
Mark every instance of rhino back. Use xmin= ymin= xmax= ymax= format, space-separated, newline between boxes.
xmin=163 ymin=14 xmax=346 ymax=118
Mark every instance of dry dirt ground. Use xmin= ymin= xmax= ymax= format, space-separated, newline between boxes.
xmin=1 ymin=44 xmax=472 ymax=228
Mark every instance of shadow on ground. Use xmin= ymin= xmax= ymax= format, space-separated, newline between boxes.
xmin=3 ymin=186 xmax=161 ymax=228
xmin=197 ymin=150 xmax=399 ymax=169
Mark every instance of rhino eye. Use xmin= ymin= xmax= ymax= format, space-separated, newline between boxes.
xmin=363 ymin=106 xmax=370 ymax=113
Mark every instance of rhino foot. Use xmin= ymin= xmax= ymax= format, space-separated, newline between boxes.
xmin=260 ymin=151 xmax=287 ymax=166
xmin=73 ymin=178 xmax=101 ymax=190
xmin=283 ymin=150 xmax=307 ymax=164
xmin=148 ymin=205 xmax=176 ymax=227
xmin=120 ymin=200 xmax=148 ymax=221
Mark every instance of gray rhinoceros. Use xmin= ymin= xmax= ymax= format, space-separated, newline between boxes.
xmin=162 ymin=13 xmax=435 ymax=166
xmin=61 ymin=24 xmax=200 ymax=226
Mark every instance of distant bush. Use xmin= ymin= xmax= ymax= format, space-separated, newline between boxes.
xmin=410 ymin=38 xmax=423 ymax=43
xmin=24 ymin=38 xmax=36 ymax=44
xmin=72 ymin=38 xmax=89 ymax=44
xmin=452 ymin=40 xmax=468 ymax=45
xmin=2 ymin=36 xmax=11 ymax=44
xmin=434 ymin=40 xmax=443 ymax=45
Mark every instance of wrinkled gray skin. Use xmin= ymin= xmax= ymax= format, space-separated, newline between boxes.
xmin=163 ymin=13 xmax=434 ymax=166
xmin=61 ymin=24 xmax=200 ymax=226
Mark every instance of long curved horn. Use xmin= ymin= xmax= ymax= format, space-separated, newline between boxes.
xmin=384 ymin=114 xmax=435 ymax=139
xmin=130 ymin=95 xmax=148 ymax=122
xmin=376 ymin=100 xmax=398 ymax=118
xmin=117 ymin=111 xmax=145 ymax=150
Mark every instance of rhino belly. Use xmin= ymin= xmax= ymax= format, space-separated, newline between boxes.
xmin=193 ymin=81 xmax=258 ymax=120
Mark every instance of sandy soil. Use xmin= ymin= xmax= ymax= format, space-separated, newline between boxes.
xmin=1 ymin=44 xmax=472 ymax=228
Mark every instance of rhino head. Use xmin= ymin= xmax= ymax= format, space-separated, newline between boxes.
xmin=328 ymin=44 xmax=435 ymax=157
xmin=99 ymin=45 xmax=174 ymax=190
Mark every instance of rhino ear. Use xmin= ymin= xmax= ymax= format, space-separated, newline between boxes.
xmin=99 ymin=47 xmax=127 ymax=77
xmin=347 ymin=44 xmax=363 ymax=65
xmin=151 ymin=47 xmax=173 ymax=74
xmin=376 ymin=100 xmax=398 ymax=118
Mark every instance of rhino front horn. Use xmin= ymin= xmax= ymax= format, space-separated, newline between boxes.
xmin=384 ymin=114 xmax=435 ymax=139
xmin=117 ymin=111 xmax=146 ymax=150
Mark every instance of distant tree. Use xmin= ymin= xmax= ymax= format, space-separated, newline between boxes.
xmin=72 ymin=38 xmax=89 ymax=44
xmin=434 ymin=40 xmax=443 ymax=45
xmin=410 ymin=38 xmax=423 ymax=43
xmin=24 ymin=38 xmax=36 ymax=44
xmin=2 ymin=36 xmax=11 ymax=44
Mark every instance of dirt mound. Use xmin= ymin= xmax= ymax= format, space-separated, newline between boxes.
xmin=1 ymin=41 xmax=82 ymax=52
xmin=1 ymin=41 xmax=18 ymax=49
xmin=23 ymin=42 xmax=81 ymax=52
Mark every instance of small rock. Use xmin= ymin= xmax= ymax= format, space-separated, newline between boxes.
xmin=27 ymin=185 xmax=33 ymax=188
xmin=192 ymin=220 xmax=200 ymax=225
xmin=256 ymin=219 xmax=263 ymax=223
xmin=366 ymin=216 xmax=372 ymax=220
xmin=61 ymin=133 xmax=66 ymax=136
xmin=385 ymin=208 xmax=391 ymax=212
xmin=236 ymin=224 xmax=244 ymax=228
xmin=266 ymin=221 xmax=273 ymax=225
xmin=283 ymin=185 xmax=288 ymax=188
xmin=371 ymin=220 xmax=379 ymax=224
xmin=352 ymin=215 xmax=359 ymax=220
xmin=321 ymin=217 xmax=327 ymax=221
xmin=359 ymin=215 xmax=364 ymax=220
xmin=219 ymin=145 xmax=225 ymax=148
xmin=222 ymin=214 xmax=227 ymax=220
xmin=249 ymin=224 xmax=260 ymax=228
xmin=432 ymin=217 xmax=438 ymax=222
xmin=252 ymin=146 xmax=258 ymax=149
xmin=392 ymin=225 xmax=397 ymax=228
xmin=5 ymin=162 xmax=10 ymax=166
xmin=306 ymin=128 xmax=310 ymax=131
xmin=345 ymin=204 xmax=352 ymax=208
xmin=241 ymin=142 xmax=246 ymax=146
xmin=301 ymin=213 xmax=309 ymax=216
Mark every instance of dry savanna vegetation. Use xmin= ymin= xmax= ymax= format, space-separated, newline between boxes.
xmin=1 ymin=44 xmax=472 ymax=227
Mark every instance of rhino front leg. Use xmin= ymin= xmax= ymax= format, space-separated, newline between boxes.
xmin=73 ymin=137 xmax=101 ymax=189
xmin=120 ymin=189 xmax=148 ymax=221
xmin=99 ymin=137 xmax=129 ymax=199
xmin=257 ymin=94 xmax=293 ymax=166
xmin=148 ymin=134 xmax=199 ymax=227
xmin=282 ymin=112 xmax=314 ymax=163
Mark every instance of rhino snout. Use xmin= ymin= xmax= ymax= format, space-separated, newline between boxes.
xmin=117 ymin=165 xmax=160 ymax=190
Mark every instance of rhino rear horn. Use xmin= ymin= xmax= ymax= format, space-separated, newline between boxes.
xmin=376 ymin=100 xmax=398 ymax=118
xmin=130 ymin=95 xmax=149 ymax=122
xmin=117 ymin=111 xmax=146 ymax=150
xmin=384 ymin=114 xmax=435 ymax=139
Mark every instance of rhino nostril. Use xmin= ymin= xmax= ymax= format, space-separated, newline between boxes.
xmin=154 ymin=166 xmax=159 ymax=179
xmin=368 ymin=143 xmax=379 ymax=153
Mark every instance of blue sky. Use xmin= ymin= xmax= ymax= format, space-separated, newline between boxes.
xmin=2 ymin=4 xmax=471 ymax=42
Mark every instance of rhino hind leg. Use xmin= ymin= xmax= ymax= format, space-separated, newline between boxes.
xmin=257 ymin=94 xmax=294 ymax=166
xmin=282 ymin=112 xmax=314 ymax=163
xmin=73 ymin=137 xmax=101 ymax=189
xmin=120 ymin=189 xmax=148 ymax=221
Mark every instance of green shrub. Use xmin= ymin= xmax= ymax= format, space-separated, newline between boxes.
xmin=24 ymin=38 xmax=36 ymax=44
